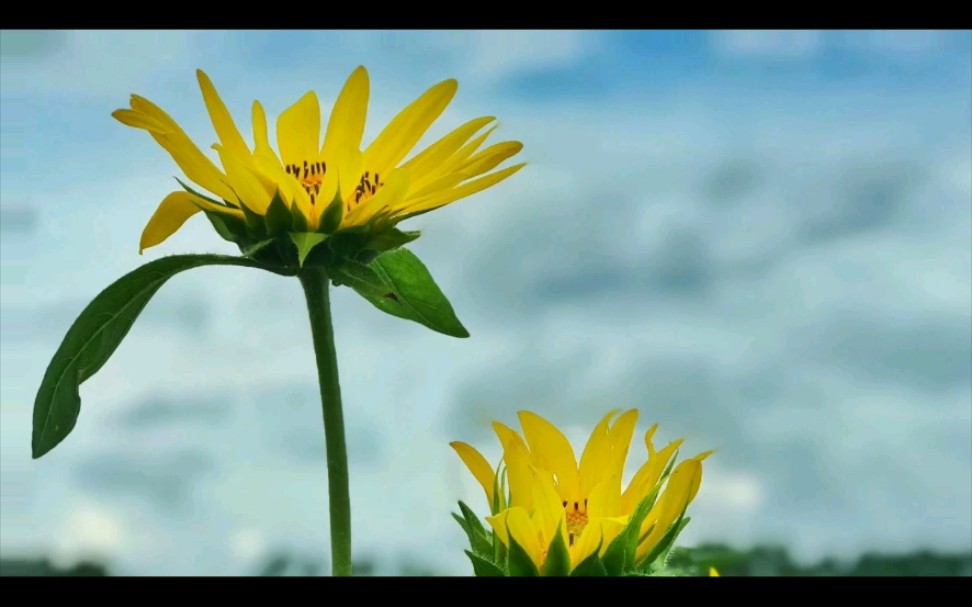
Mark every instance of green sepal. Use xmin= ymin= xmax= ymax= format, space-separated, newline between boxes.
xmin=465 ymin=551 xmax=505 ymax=577
xmin=31 ymin=254 xmax=292 ymax=459
xmin=242 ymin=239 xmax=275 ymax=258
xmin=506 ymin=532 xmax=540 ymax=577
xmin=612 ymin=483 xmax=664 ymax=575
xmin=640 ymin=514 xmax=691 ymax=573
xmin=570 ymin=544 xmax=608 ymax=577
xmin=202 ymin=210 xmax=249 ymax=245
xmin=263 ymin=190 xmax=293 ymax=235
xmin=318 ymin=189 xmax=345 ymax=234
xmin=289 ymin=232 xmax=328 ymax=268
xmin=365 ymin=228 xmax=421 ymax=253
xmin=541 ymin=527 xmax=571 ymax=577
xmin=290 ymin=201 xmax=310 ymax=233
xmin=330 ymin=249 xmax=469 ymax=338
xmin=239 ymin=201 xmax=266 ymax=237
xmin=456 ymin=501 xmax=493 ymax=558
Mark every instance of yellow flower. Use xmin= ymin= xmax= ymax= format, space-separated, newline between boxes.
xmin=709 ymin=566 xmax=720 ymax=577
xmin=451 ymin=409 xmax=712 ymax=574
xmin=113 ymin=66 xmax=524 ymax=253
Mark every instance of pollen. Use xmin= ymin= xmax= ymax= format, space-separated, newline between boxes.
xmin=286 ymin=160 xmax=326 ymax=205
xmin=565 ymin=499 xmax=589 ymax=546
xmin=348 ymin=171 xmax=384 ymax=212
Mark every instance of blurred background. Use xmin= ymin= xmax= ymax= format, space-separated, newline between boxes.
xmin=1 ymin=30 xmax=970 ymax=576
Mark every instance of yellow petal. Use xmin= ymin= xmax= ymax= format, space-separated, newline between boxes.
xmin=486 ymin=510 xmax=510 ymax=545
xmin=586 ymin=474 xmax=622 ymax=520
xmin=363 ymin=78 xmax=457 ymax=176
xmin=502 ymin=435 xmax=535 ymax=510
xmin=342 ymin=167 xmax=410 ymax=227
xmin=139 ymin=191 xmax=242 ymax=253
xmin=396 ymin=163 xmax=525 ymax=218
xmin=578 ymin=410 xmax=619 ymax=494
xmin=214 ymin=144 xmax=273 ymax=214
xmin=517 ymin=411 xmax=579 ymax=498
xmin=252 ymin=101 xmax=281 ymax=163
xmin=569 ymin=520 xmax=602 ymax=569
xmin=637 ymin=459 xmax=701 ymax=561
xmin=605 ymin=409 xmax=639 ymax=480
xmin=530 ymin=468 xmax=567 ymax=545
xmin=404 ymin=116 xmax=495 ymax=186
xmin=197 ymin=69 xmax=251 ymax=161
xmin=709 ymin=567 xmax=720 ymax=577
xmin=450 ymin=441 xmax=495 ymax=508
xmin=114 ymin=99 xmax=238 ymax=204
xmin=277 ymin=91 xmax=321 ymax=169
xmin=461 ymin=141 xmax=524 ymax=178
xmin=111 ymin=109 xmax=168 ymax=133
xmin=506 ymin=507 xmax=545 ymax=570
xmin=321 ymin=66 xmax=369 ymax=159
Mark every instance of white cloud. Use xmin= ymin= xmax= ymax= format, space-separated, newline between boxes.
xmin=50 ymin=502 xmax=127 ymax=567
xmin=465 ymin=30 xmax=599 ymax=81
xmin=711 ymin=30 xmax=824 ymax=60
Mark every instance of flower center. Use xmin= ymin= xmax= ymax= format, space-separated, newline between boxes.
xmin=285 ymin=161 xmax=327 ymax=205
xmin=563 ymin=499 xmax=589 ymax=547
xmin=349 ymin=171 xmax=384 ymax=212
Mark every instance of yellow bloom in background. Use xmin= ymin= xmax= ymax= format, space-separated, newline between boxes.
xmin=451 ymin=409 xmax=712 ymax=576
xmin=114 ymin=66 xmax=524 ymax=254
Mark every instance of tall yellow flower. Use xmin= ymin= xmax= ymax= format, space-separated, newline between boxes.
xmin=451 ymin=409 xmax=712 ymax=575
xmin=113 ymin=66 xmax=524 ymax=255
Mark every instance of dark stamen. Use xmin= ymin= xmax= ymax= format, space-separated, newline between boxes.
xmin=574 ymin=502 xmax=579 ymax=511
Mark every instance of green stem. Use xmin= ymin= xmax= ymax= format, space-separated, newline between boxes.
xmin=298 ymin=266 xmax=352 ymax=577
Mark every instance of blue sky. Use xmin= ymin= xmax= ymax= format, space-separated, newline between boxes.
xmin=1 ymin=30 xmax=970 ymax=575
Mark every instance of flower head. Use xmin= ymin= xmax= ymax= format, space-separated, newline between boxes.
xmin=114 ymin=67 xmax=524 ymax=260
xmin=451 ymin=409 xmax=712 ymax=576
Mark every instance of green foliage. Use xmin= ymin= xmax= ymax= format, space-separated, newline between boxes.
xmin=332 ymin=249 xmax=469 ymax=338
xmin=289 ymin=232 xmax=328 ymax=268
xmin=465 ymin=551 xmax=505 ymax=577
xmin=506 ymin=533 xmax=540 ymax=577
xmin=31 ymin=254 xmax=292 ymax=458
xmin=541 ymin=528 xmax=571 ymax=576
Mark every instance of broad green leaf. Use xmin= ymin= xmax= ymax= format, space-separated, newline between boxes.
xmin=506 ymin=534 xmax=540 ymax=577
xmin=289 ymin=232 xmax=328 ymax=268
xmin=32 ymin=254 xmax=290 ymax=459
xmin=465 ymin=551 xmax=505 ymax=577
xmin=290 ymin=201 xmax=309 ymax=233
xmin=333 ymin=249 xmax=469 ymax=338
xmin=541 ymin=529 xmax=571 ymax=577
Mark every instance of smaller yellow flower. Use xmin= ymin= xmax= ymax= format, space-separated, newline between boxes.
xmin=710 ymin=566 xmax=720 ymax=577
xmin=451 ymin=409 xmax=712 ymax=575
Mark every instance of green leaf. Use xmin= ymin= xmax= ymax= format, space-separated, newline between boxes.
xmin=641 ymin=515 xmax=691 ymax=573
xmin=333 ymin=248 xmax=469 ymax=338
xmin=289 ymin=232 xmax=328 ymax=268
xmin=541 ymin=528 xmax=571 ymax=576
xmin=290 ymin=201 xmax=309 ymax=233
xmin=202 ymin=209 xmax=248 ymax=245
xmin=263 ymin=190 xmax=293 ymax=235
xmin=570 ymin=548 xmax=608 ymax=577
xmin=318 ymin=190 xmax=344 ymax=234
xmin=458 ymin=501 xmax=493 ymax=558
xmin=242 ymin=239 xmax=275 ymax=258
xmin=239 ymin=200 xmax=265 ymax=235
xmin=366 ymin=228 xmax=421 ymax=252
xmin=32 ymin=254 xmax=290 ymax=459
xmin=465 ymin=551 xmax=505 ymax=577
xmin=506 ymin=533 xmax=540 ymax=577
